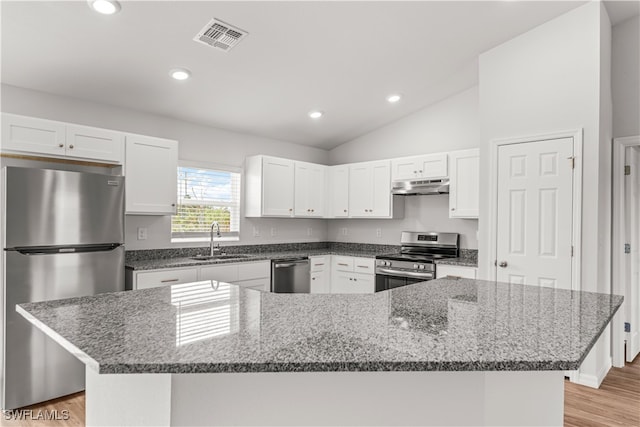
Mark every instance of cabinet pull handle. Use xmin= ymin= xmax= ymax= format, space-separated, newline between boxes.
xmin=356 ymin=265 xmax=368 ymax=268
xmin=419 ymin=170 xmax=422 ymax=173
xmin=69 ymin=144 xmax=74 ymax=149
xmin=161 ymin=279 xmax=179 ymax=283
xmin=312 ymin=277 xmax=316 ymax=280
xmin=337 ymin=263 xmax=349 ymax=266
xmin=314 ymin=263 xmax=325 ymax=266
xmin=451 ymin=208 xmax=455 ymax=211
xmin=343 ymin=209 xmax=347 ymax=213
xmin=58 ymin=143 xmax=64 ymax=148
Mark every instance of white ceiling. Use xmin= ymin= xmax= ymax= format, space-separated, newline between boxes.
xmin=1 ymin=1 xmax=637 ymax=150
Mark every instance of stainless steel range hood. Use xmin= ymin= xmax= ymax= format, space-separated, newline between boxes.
xmin=391 ymin=178 xmax=450 ymax=195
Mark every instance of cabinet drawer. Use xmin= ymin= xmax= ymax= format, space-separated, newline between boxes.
xmin=333 ymin=256 xmax=354 ymax=271
xmin=309 ymin=256 xmax=329 ymax=272
xmin=353 ymin=257 xmax=375 ymax=274
xmin=136 ymin=268 xmax=198 ymax=290
xmin=238 ymin=261 xmax=270 ymax=281
xmin=200 ymin=264 xmax=238 ymax=282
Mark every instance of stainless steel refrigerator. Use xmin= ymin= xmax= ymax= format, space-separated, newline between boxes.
xmin=1 ymin=167 xmax=125 ymax=410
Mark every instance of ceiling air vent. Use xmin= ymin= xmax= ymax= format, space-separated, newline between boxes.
xmin=193 ymin=19 xmax=248 ymax=52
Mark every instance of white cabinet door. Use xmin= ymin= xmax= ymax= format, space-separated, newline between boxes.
xmin=436 ymin=265 xmax=477 ymax=279
xmin=66 ymin=124 xmax=123 ymax=163
xmin=418 ymin=153 xmax=448 ymax=179
xmin=262 ymin=157 xmax=295 ymax=216
xmin=329 ymin=165 xmax=349 ymax=217
xmin=391 ymin=154 xmax=448 ymax=180
xmin=294 ymin=162 xmax=326 ymax=217
xmin=234 ymin=278 xmax=270 ymax=292
xmin=331 ymin=272 xmax=374 ymax=294
xmin=348 ymin=163 xmax=372 ymax=217
xmin=125 ymin=135 xmax=178 ymax=215
xmin=350 ymin=161 xmax=392 ymax=218
xmin=135 ymin=267 xmax=198 ymax=290
xmin=371 ymin=161 xmax=391 ymax=217
xmin=310 ymin=270 xmax=329 ymax=293
xmin=200 ymin=264 xmax=238 ymax=283
xmin=449 ymin=149 xmax=479 ymax=218
xmin=391 ymin=158 xmax=418 ymax=181
xmin=1 ymin=113 xmax=66 ymax=156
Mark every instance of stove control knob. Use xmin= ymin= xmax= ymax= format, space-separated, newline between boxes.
xmin=413 ymin=264 xmax=419 ymax=269
xmin=386 ymin=261 xmax=392 ymax=267
xmin=418 ymin=264 xmax=425 ymax=270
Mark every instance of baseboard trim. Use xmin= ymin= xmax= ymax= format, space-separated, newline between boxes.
xmin=575 ymin=357 xmax=612 ymax=389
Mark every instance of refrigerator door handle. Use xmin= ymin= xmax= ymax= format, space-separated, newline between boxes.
xmin=9 ymin=243 xmax=122 ymax=255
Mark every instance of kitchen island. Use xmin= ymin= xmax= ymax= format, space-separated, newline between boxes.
xmin=17 ymin=278 xmax=621 ymax=426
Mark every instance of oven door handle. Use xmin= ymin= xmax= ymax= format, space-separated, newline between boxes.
xmin=376 ymin=269 xmax=434 ymax=279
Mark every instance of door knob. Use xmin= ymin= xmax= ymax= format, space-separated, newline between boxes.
xmin=498 ymin=261 xmax=508 ymax=268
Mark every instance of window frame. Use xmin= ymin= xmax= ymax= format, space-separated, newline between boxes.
xmin=171 ymin=160 xmax=242 ymax=242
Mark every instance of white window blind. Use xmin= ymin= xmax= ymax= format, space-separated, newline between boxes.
xmin=172 ymin=166 xmax=241 ymax=238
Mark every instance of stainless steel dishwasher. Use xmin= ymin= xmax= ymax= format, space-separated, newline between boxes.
xmin=271 ymin=257 xmax=310 ymax=293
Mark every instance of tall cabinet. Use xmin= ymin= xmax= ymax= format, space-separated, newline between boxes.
xmin=449 ymin=149 xmax=479 ymax=218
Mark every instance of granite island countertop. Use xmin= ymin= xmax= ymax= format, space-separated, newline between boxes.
xmin=17 ymin=278 xmax=622 ymax=375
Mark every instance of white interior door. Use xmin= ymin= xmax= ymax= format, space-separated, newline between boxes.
xmin=625 ymin=146 xmax=640 ymax=362
xmin=496 ymin=138 xmax=574 ymax=289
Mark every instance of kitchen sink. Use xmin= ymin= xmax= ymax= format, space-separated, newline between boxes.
xmin=190 ymin=254 xmax=252 ymax=261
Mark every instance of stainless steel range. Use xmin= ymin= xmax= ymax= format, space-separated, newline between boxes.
xmin=375 ymin=231 xmax=459 ymax=292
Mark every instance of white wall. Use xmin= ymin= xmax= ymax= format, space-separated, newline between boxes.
xmin=328 ymin=87 xmax=480 ymax=249
xmin=478 ymin=1 xmax=612 ymax=386
xmin=1 ymin=84 xmax=330 ymax=249
xmin=329 ymin=87 xmax=480 ymax=165
xmin=612 ymin=15 xmax=640 ymax=138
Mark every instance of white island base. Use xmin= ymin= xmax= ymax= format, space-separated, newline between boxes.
xmin=86 ymin=367 xmax=564 ymax=426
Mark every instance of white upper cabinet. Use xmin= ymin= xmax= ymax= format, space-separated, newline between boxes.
xmin=349 ymin=160 xmax=393 ymax=218
xmin=329 ymin=165 xmax=350 ymax=217
xmin=449 ymin=149 xmax=479 ymax=218
xmin=125 ymin=135 xmax=178 ymax=215
xmin=245 ymin=156 xmax=295 ymax=217
xmin=391 ymin=153 xmax=448 ymax=180
xmin=294 ymin=161 xmax=326 ymax=217
xmin=65 ymin=124 xmax=123 ymax=163
xmin=1 ymin=113 xmax=123 ymax=164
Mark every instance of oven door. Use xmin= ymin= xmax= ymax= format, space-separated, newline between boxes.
xmin=375 ymin=269 xmax=434 ymax=292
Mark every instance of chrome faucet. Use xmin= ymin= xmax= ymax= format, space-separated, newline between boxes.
xmin=210 ymin=221 xmax=222 ymax=256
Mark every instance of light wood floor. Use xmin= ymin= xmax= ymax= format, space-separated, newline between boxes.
xmin=1 ymin=356 xmax=638 ymax=427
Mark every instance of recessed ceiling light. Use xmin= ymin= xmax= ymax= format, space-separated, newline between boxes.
xmin=386 ymin=94 xmax=402 ymax=104
xmin=170 ymin=68 xmax=191 ymax=81
xmin=88 ymin=0 xmax=121 ymax=15
xmin=308 ymin=111 xmax=323 ymax=119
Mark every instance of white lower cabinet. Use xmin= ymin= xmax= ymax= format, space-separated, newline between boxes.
xmin=435 ymin=264 xmax=477 ymax=279
xmin=330 ymin=256 xmax=375 ymax=294
xmin=127 ymin=261 xmax=271 ymax=291
xmin=309 ymin=256 xmax=330 ymax=293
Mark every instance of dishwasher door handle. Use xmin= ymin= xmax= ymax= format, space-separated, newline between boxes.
xmin=274 ymin=261 xmax=308 ymax=268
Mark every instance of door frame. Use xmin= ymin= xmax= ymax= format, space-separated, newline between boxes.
xmin=487 ymin=129 xmax=583 ymax=290
xmin=612 ymin=135 xmax=640 ymax=367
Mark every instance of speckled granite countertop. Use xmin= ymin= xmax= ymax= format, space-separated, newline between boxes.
xmin=17 ymin=279 xmax=622 ymax=374
xmin=435 ymin=249 xmax=478 ymax=268
xmin=125 ymin=249 xmax=391 ymax=271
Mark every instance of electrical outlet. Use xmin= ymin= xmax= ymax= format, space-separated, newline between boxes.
xmin=253 ymin=226 xmax=260 ymax=237
xmin=270 ymin=227 xmax=277 ymax=237
xmin=307 ymin=227 xmax=313 ymax=236
xmin=376 ymin=228 xmax=382 ymax=238
xmin=137 ymin=227 xmax=147 ymax=240
xmin=341 ymin=227 xmax=348 ymax=236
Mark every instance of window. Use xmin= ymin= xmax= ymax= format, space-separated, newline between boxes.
xmin=171 ymin=164 xmax=241 ymax=240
